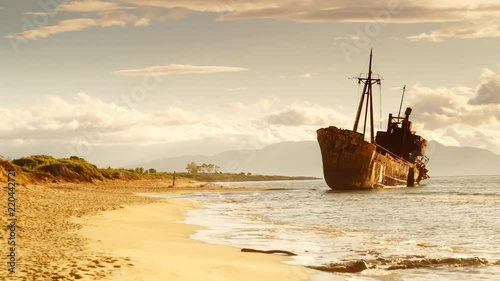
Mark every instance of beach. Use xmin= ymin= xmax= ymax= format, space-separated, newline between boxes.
xmin=0 ymin=179 xmax=319 ymax=281
xmin=4 ymin=177 xmax=498 ymax=281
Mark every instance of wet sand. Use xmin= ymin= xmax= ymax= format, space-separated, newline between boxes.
xmin=77 ymin=199 xmax=314 ymax=281
xmin=0 ymin=179 xmax=328 ymax=280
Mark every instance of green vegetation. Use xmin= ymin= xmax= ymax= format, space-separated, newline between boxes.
xmin=177 ymin=172 xmax=318 ymax=182
xmin=0 ymin=156 xmax=318 ymax=185
xmin=181 ymin=161 xmax=318 ymax=182
xmin=9 ymin=155 xmax=168 ymax=183
xmin=185 ymin=162 xmax=220 ymax=173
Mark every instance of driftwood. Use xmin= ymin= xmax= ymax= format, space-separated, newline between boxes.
xmin=241 ymin=248 xmax=297 ymax=256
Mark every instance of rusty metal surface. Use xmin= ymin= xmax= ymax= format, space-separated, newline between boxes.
xmin=317 ymin=50 xmax=428 ymax=190
xmin=317 ymin=126 xmax=414 ymax=189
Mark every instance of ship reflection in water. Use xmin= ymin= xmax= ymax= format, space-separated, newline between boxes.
xmin=317 ymin=49 xmax=429 ymax=190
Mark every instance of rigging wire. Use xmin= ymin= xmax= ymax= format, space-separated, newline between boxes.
xmin=370 ymin=53 xmax=383 ymax=131
xmin=379 ymin=83 xmax=383 ymax=131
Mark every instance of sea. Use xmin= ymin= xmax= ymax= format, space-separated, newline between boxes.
xmin=155 ymin=176 xmax=500 ymax=281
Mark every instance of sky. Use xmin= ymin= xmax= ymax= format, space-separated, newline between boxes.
xmin=1 ymin=0 xmax=500 ymax=168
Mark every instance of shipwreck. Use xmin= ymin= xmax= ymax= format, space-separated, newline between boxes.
xmin=317 ymin=50 xmax=429 ymax=190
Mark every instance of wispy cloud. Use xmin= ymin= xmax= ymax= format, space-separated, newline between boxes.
xmin=221 ymin=101 xmax=245 ymax=110
xmin=5 ymin=19 xmax=99 ymax=40
xmin=299 ymin=73 xmax=315 ymax=79
xmin=334 ymin=35 xmax=361 ymax=41
xmin=9 ymin=1 xmax=500 ymax=41
xmin=167 ymin=7 xmax=192 ymax=20
xmin=407 ymin=21 xmax=500 ymax=41
xmin=262 ymin=104 xmax=351 ymax=127
xmin=23 ymin=11 xmax=55 ymax=16
xmin=56 ymin=0 xmax=127 ymax=13
xmin=113 ymin=64 xmax=248 ymax=76
xmin=5 ymin=11 xmax=149 ymax=40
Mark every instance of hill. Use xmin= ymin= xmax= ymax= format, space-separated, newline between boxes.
xmin=425 ymin=141 xmax=500 ymax=176
xmin=0 ymin=154 xmax=316 ymax=185
xmin=136 ymin=140 xmax=500 ymax=177
xmin=136 ymin=141 xmax=322 ymax=177
xmin=1 ymin=155 xmax=165 ymax=185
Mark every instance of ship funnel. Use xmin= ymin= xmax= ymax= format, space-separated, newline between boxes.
xmin=405 ymin=107 xmax=412 ymax=117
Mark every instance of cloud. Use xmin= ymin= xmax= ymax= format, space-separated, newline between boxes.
xmin=167 ymin=7 xmax=192 ymax=20
xmin=299 ymin=73 xmax=315 ymax=79
xmin=175 ymin=0 xmax=500 ymax=41
xmin=443 ymin=127 xmax=500 ymax=153
xmin=23 ymin=11 xmax=55 ymax=16
xmin=468 ymin=69 xmax=500 ymax=105
xmin=6 ymin=5 xmax=149 ymax=40
xmin=5 ymin=18 xmax=99 ymax=40
xmin=407 ymin=21 xmax=500 ymax=41
xmin=0 ymin=93 xmax=339 ymax=152
xmin=2 ymin=92 xmax=500 ymax=161
xmin=134 ymin=17 xmax=151 ymax=26
xmin=116 ymin=0 xmax=269 ymax=14
xmin=0 ymin=93 xmax=197 ymax=144
xmin=5 ymin=9 xmax=151 ymax=40
xmin=97 ymin=10 xmax=139 ymax=27
xmin=220 ymin=97 xmax=282 ymax=115
xmin=408 ymin=68 xmax=500 ymax=130
xmin=388 ymin=68 xmax=500 ymax=153
xmin=409 ymin=85 xmax=500 ymax=130
xmin=125 ymin=1 xmax=496 ymax=41
xmin=334 ymin=35 xmax=361 ymax=41
xmin=10 ymin=1 xmax=500 ymax=40
xmin=112 ymin=64 xmax=248 ymax=76
xmin=263 ymin=105 xmax=350 ymax=127
xmin=221 ymin=102 xmax=245 ymax=110
xmin=56 ymin=0 xmax=126 ymax=13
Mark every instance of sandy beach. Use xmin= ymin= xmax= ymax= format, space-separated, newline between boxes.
xmin=0 ymin=179 xmax=322 ymax=281
xmin=78 ymin=200 xmax=314 ymax=281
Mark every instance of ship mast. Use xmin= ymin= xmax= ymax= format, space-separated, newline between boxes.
xmin=353 ymin=49 xmax=381 ymax=143
xmin=397 ymin=85 xmax=406 ymax=120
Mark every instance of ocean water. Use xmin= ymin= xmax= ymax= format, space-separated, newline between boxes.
xmin=157 ymin=176 xmax=500 ymax=281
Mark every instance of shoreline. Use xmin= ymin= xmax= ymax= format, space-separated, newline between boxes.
xmin=1 ymin=179 xmax=341 ymax=280
xmin=77 ymin=198 xmax=316 ymax=281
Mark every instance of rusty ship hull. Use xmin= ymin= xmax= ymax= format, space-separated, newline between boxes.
xmin=317 ymin=126 xmax=422 ymax=189
xmin=317 ymin=50 xmax=428 ymax=190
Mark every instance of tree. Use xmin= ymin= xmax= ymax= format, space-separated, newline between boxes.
xmin=148 ymin=168 xmax=157 ymax=174
xmin=213 ymin=164 xmax=220 ymax=173
xmin=135 ymin=167 xmax=144 ymax=174
xmin=185 ymin=162 xmax=199 ymax=174
xmin=200 ymin=163 xmax=209 ymax=173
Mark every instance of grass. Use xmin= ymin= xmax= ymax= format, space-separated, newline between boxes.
xmin=9 ymin=155 xmax=153 ymax=183
xmin=3 ymin=155 xmax=318 ymax=185
xmin=174 ymin=172 xmax=319 ymax=182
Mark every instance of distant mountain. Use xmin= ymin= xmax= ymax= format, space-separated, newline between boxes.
xmin=135 ymin=141 xmax=323 ymax=177
xmin=425 ymin=141 xmax=500 ymax=176
xmin=134 ymin=140 xmax=500 ymax=177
